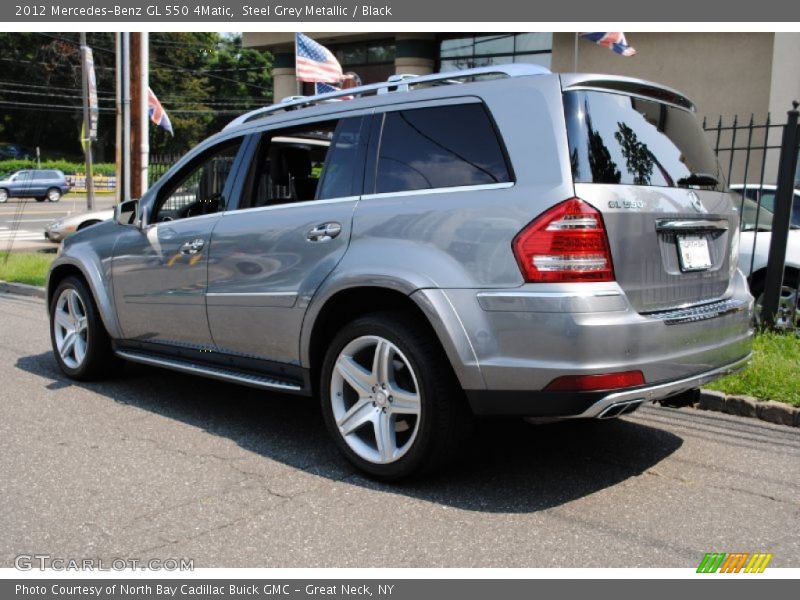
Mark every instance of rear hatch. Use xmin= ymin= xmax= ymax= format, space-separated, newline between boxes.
xmin=561 ymin=76 xmax=737 ymax=313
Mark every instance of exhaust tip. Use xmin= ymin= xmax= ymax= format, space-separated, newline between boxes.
xmin=598 ymin=399 xmax=644 ymax=419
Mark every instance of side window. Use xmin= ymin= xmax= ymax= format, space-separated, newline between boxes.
xmin=758 ymin=190 xmax=776 ymax=213
xmin=241 ymin=117 xmax=365 ymax=210
xmin=152 ymin=138 xmax=241 ymax=223
xmin=375 ymin=103 xmax=511 ymax=194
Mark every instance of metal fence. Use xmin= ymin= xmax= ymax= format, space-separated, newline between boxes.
xmin=704 ymin=105 xmax=800 ymax=329
xmin=148 ymin=154 xmax=182 ymax=186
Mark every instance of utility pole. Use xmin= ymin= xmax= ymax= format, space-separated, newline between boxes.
xmin=130 ymin=33 xmax=142 ymax=199
xmin=140 ymin=33 xmax=149 ymax=194
xmin=115 ymin=33 xmax=123 ymax=206
xmin=122 ymin=33 xmax=131 ymax=205
xmin=79 ymin=32 xmax=95 ymax=210
xmin=129 ymin=33 xmax=150 ymax=198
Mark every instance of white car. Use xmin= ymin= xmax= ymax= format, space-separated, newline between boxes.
xmin=735 ymin=193 xmax=800 ymax=329
xmin=44 ymin=208 xmax=115 ymax=243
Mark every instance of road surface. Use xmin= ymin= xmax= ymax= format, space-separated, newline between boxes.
xmin=0 ymin=292 xmax=798 ymax=568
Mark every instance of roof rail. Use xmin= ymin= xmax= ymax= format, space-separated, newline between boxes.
xmin=224 ymin=63 xmax=550 ymax=130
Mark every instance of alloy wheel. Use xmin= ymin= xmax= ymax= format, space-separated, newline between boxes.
xmin=53 ymin=288 xmax=89 ymax=369
xmin=754 ymin=285 xmax=800 ymax=330
xmin=330 ymin=335 xmax=422 ymax=465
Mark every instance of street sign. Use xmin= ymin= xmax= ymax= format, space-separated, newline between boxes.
xmin=81 ymin=46 xmax=98 ymax=141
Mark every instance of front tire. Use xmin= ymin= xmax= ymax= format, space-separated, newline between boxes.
xmin=320 ymin=311 xmax=472 ymax=480
xmin=49 ymin=276 xmax=116 ymax=380
xmin=752 ymin=271 xmax=799 ymax=330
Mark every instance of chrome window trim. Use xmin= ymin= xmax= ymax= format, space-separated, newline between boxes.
xmin=362 ymin=181 xmax=514 ymax=201
xmin=221 ymin=195 xmax=360 ymax=217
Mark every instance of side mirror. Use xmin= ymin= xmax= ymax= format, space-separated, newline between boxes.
xmin=115 ymin=199 xmax=143 ymax=229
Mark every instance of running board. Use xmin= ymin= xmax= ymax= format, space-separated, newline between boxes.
xmin=115 ymin=349 xmax=304 ymax=393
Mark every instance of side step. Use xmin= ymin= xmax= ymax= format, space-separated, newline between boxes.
xmin=115 ymin=349 xmax=304 ymax=393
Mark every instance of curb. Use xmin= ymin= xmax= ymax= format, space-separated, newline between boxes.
xmin=0 ymin=280 xmax=46 ymax=299
xmin=696 ymin=390 xmax=800 ymax=428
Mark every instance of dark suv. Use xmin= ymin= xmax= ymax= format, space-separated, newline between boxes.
xmin=0 ymin=169 xmax=71 ymax=203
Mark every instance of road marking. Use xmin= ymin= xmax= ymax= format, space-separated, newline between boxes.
xmin=11 ymin=218 xmax=54 ymax=223
xmin=0 ymin=229 xmax=44 ymax=241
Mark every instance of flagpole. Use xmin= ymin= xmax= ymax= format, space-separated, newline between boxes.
xmin=574 ymin=32 xmax=579 ymax=72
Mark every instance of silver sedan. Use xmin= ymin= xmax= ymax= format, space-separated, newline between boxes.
xmin=44 ymin=208 xmax=115 ymax=243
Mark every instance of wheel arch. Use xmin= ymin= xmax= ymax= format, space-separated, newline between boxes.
xmin=47 ymin=258 xmax=122 ymax=339
xmin=302 ymin=283 xmax=485 ymax=392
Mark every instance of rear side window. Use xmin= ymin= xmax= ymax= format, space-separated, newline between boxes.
xmin=375 ymin=103 xmax=511 ymax=194
xmin=564 ymin=90 xmax=723 ymax=191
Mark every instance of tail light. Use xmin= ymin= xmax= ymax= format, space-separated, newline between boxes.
xmin=512 ymin=198 xmax=614 ymax=282
xmin=544 ymin=371 xmax=645 ymax=392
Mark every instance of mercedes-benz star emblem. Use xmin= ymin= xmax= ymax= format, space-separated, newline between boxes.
xmin=688 ymin=191 xmax=705 ymax=212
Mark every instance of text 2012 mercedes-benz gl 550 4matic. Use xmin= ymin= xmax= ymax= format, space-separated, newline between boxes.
xmin=47 ymin=66 xmax=753 ymax=479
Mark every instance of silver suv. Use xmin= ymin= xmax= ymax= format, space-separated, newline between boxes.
xmin=46 ymin=65 xmax=753 ymax=479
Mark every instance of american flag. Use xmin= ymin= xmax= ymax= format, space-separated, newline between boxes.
xmin=147 ymin=87 xmax=173 ymax=135
xmin=580 ymin=32 xmax=637 ymax=57
xmin=315 ymin=81 xmax=353 ymax=100
xmin=295 ymin=33 xmax=343 ymax=83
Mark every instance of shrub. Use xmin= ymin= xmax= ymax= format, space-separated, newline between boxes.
xmin=0 ymin=159 xmax=116 ymax=177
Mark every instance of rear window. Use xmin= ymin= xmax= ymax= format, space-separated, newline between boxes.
xmin=375 ymin=103 xmax=511 ymax=194
xmin=564 ymin=90 xmax=723 ymax=191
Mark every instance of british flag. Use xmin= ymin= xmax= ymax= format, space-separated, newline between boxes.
xmin=580 ymin=32 xmax=637 ymax=57
xmin=295 ymin=33 xmax=343 ymax=83
xmin=147 ymin=87 xmax=173 ymax=135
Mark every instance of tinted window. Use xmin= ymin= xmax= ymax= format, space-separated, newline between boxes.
xmin=242 ymin=117 xmax=365 ymax=209
xmin=564 ymin=90 xmax=723 ymax=191
xmin=375 ymin=104 xmax=511 ymax=194
xmin=153 ymin=138 xmax=241 ymax=222
xmin=318 ymin=118 xmax=366 ymax=200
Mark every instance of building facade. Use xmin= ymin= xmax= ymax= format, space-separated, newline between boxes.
xmin=243 ymin=32 xmax=800 ymax=123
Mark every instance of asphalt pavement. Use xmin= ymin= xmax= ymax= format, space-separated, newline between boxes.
xmin=1 ymin=292 xmax=798 ymax=568
xmin=0 ymin=195 xmax=116 ymax=251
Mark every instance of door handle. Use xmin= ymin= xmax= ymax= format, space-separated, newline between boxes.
xmin=179 ymin=238 xmax=205 ymax=255
xmin=306 ymin=222 xmax=342 ymax=242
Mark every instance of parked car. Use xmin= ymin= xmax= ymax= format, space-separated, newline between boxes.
xmin=0 ymin=169 xmax=71 ymax=203
xmin=44 ymin=208 xmax=115 ymax=243
xmin=0 ymin=143 xmax=34 ymax=160
xmin=730 ymin=184 xmax=800 ymax=227
xmin=736 ymin=196 xmax=800 ymax=329
xmin=46 ymin=66 xmax=753 ymax=479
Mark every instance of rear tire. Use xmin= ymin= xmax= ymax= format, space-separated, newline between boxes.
xmin=0 ymin=189 xmax=8 ymax=203
xmin=49 ymin=276 xmax=117 ymax=380
xmin=47 ymin=187 xmax=62 ymax=202
xmin=320 ymin=311 xmax=472 ymax=481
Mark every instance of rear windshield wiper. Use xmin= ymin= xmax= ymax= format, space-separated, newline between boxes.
xmin=677 ymin=173 xmax=719 ymax=187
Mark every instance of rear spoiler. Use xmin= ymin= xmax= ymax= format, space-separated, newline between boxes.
xmin=560 ymin=73 xmax=695 ymax=112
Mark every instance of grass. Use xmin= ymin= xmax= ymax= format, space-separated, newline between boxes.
xmin=706 ymin=331 xmax=800 ymax=407
xmin=0 ymin=252 xmax=54 ymax=287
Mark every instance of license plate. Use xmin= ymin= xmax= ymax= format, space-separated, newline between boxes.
xmin=677 ymin=235 xmax=712 ymax=271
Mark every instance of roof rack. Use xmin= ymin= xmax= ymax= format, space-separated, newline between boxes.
xmin=224 ymin=64 xmax=550 ymax=131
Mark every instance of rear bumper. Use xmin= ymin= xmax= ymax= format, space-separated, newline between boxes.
xmin=416 ymin=269 xmax=754 ymax=415
xmin=465 ymin=353 xmax=750 ymax=418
